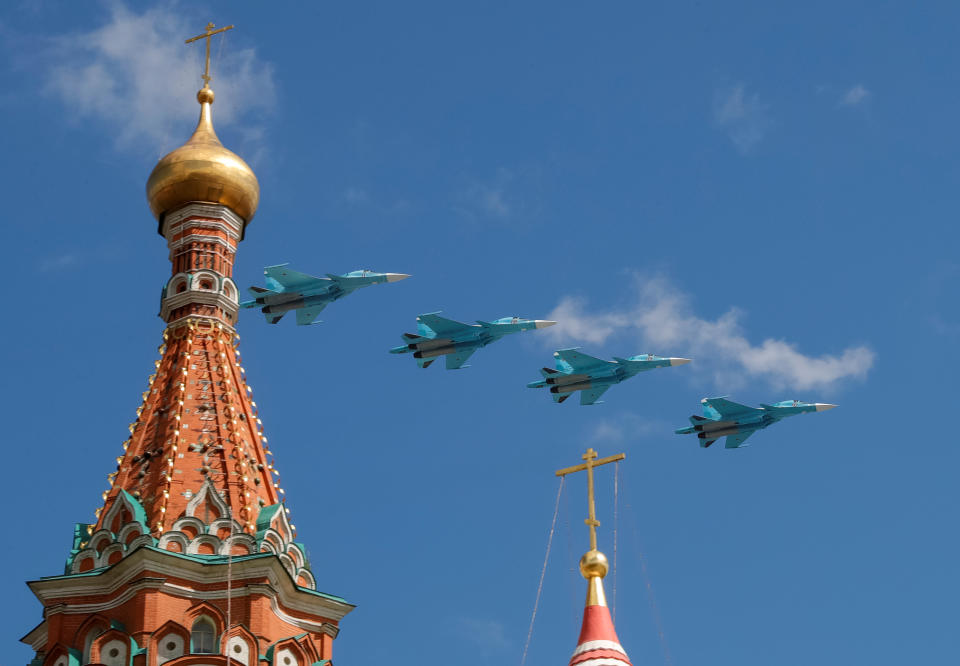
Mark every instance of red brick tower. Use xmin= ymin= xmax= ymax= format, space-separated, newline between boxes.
xmin=21 ymin=25 xmax=352 ymax=666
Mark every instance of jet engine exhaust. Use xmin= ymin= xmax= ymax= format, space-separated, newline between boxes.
xmin=698 ymin=427 xmax=742 ymax=439
xmin=413 ymin=345 xmax=458 ymax=359
xmin=550 ymin=381 xmax=593 ymax=394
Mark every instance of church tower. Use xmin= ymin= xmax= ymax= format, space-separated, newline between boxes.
xmin=21 ymin=24 xmax=352 ymax=666
xmin=557 ymin=449 xmax=632 ymax=666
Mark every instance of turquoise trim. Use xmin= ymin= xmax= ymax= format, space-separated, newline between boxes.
xmin=128 ymin=637 xmax=141 ymax=666
xmin=41 ymin=545 xmax=351 ymax=604
xmin=291 ymin=542 xmax=310 ymax=568
xmin=63 ymin=492 xmax=150 ymax=572
xmin=255 ymin=503 xmax=283 ymax=541
xmin=64 ymin=523 xmax=93 ymax=573
xmin=44 ymin=647 xmax=81 ymax=666
xmin=117 ymin=489 xmax=149 ymax=527
xmin=110 ymin=619 xmax=127 ymax=632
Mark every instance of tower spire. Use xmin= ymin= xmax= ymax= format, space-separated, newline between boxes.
xmin=556 ymin=448 xmax=632 ymax=666
xmin=23 ymin=23 xmax=351 ymax=666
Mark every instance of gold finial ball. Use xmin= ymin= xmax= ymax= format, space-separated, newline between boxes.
xmin=579 ymin=549 xmax=609 ymax=579
xmin=197 ymin=86 xmax=215 ymax=104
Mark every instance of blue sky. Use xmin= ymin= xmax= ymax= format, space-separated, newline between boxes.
xmin=2 ymin=1 xmax=958 ymax=664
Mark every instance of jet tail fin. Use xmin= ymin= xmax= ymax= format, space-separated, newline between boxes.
xmin=265 ymin=312 xmax=284 ymax=325
xmin=402 ymin=332 xmax=421 ymax=342
xmin=539 ymin=367 xmax=559 ymax=378
xmin=248 ymin=286 xmax=273 ymax=294
xmin=701 ymin=439 xmax=717 ymax=448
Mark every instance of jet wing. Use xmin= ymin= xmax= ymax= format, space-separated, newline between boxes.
xmin=445 ymin=348 xmax=477 ymax=370
xmin=554 ymin=349 xmax=613 ymax=373
xmin=579 ymin=385 xmax=610 ymax=406
xmin=417 ymin=313 xmax=471 ymax=337
xmin=724 ymin=431 xmax=754 ymax=449
xmin=264 ymin=265 xmax=324 ymax=292
xmin=295 ymin=305 xmax=326 ymax=326
xmin=703 ymin=397 xmax=760 ymax=419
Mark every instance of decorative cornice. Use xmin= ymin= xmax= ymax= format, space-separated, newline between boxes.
xmin=29 ymin=546 xmax=353 ymax=622
xmin=19 ymin=620 xmax=46 ymax=649
xmin=161 ymin=203 xmax=243 ymax=241
xmin=160 ymin=288 xmax=239 ymax=323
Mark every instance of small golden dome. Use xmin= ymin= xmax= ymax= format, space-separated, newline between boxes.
xmin=579 ymin=549 xmax=609 ymax=579
xmin=146 ymin=86 xmax=259 ymax=230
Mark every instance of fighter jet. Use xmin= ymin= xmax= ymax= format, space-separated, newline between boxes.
xmin=390 ymin=312 xmax=556 ymax=370
xmin=242 ymin=264 xmax=409 ymax=325
xmin=675 ymin=397 xmax=837 ymax=448
xmin=527 ymin=349 xmax=691 ymax=405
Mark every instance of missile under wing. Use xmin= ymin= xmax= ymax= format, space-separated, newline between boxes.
xmin=241 ymin=264 xmax=409 ymax=325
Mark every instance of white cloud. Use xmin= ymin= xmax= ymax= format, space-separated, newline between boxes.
xmin=588 ymin=413 xmax=669 ymax=444
xmin=43 ymin=4 xmax=275 ymax=154
xmin=455 ymin=618 xmax=511 ymax=653
xmin=39 ymin=252 xmax=79 ymax=272
xmin=343 ymin=187 xmax=370 ymax=205
xmin=458 ymin=169 xmax=514 ymax=220
xmin=454 ymin=166 xmax=544 ymax=224
xmin=544 ymin=277 xmax=874 ymax=392
xmin=714 ymin=83 xmax=771 ymax=153
xmin=840 ymin=84 xmax=871 ymax=106
xmin=590 ymin=420 xmax=626 ymax=443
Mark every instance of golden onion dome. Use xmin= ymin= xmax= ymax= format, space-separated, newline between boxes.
xmin=146 ymin=86 xmax=259 ymax=231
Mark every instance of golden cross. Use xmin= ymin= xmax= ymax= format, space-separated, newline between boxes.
xmin=185 ymin=22 xmax=235 ymax=88
xmin=556 ymin=448 xmax=625 ymax=551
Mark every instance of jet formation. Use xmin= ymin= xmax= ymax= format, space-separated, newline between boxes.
xmin=241 ymin=264 xmax=409 ymax=325
xmin=675 ymin=397 xmax=837 ymax=448
xmin=390 ymin=312 xmax=556 ymax=370
xmin=527 ymin=349 xmax=691 ymax=405
xmin=242 ymin=265 xmax=841 ymax=448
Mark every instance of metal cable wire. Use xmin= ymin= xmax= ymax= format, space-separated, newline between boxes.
xmin=225 ymin=505 xmax=234 ymax=666
xmin=520 ymin=476 xmax=565 ymax=666
xmin=613 ymin=461 xmax=619 ymax=623
xmin=620 ymin=472 xmax=673 ymax=666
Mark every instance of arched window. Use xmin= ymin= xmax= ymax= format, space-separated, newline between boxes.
xmin=191 ymin=617 xmax=217 ymax=654
xmin=83 ymin=626 xmax=105 ymax=663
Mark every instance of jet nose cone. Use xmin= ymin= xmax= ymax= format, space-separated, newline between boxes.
xmin=815 ymin=403 xmax=837 ymax=411
xmin=670 ymin=358 xmax=692 ymax=366
xmin=386 ymin=273 xmax=410 ymax=282
xmin=534 ymin=320 xmax=557 ymax=329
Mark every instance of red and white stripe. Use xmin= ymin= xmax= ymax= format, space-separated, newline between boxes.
xmin=568 ymin=605 xmax=632 ymax=666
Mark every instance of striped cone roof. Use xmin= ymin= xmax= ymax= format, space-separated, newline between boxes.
xmin=568 ymin=599 xmax=632 ymax=666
